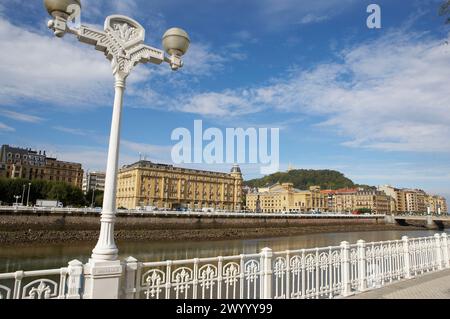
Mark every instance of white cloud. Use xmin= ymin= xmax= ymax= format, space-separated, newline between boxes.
xmin=175 ymin=30 xmax=450 ymax=153
xmin=299 ymin=14 xmax=329 ymax=24
xmin=0 ymin=18 xmax=113 ymax=107
xmin=180 ymin=91 xmax=258 ymax=117
xmin=27 ymin=139 xmax=171 ymax=171
xmin=0 ymin=16 xmax=228 ymax=111
xmin=0 ymin=109 xmax=44 ymax=123
xmin=52 ymin=126 xmax=90 ymax=136
xmin=0 ymin=122 xmax=15 ymax=132
xmin=121 ymin=139 xmax=172 ymax=160
xmin=256 ymin=0 xmax=356 ymax=30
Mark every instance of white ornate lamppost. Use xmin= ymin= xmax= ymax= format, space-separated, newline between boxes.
xmin=44 ymin=0 xmax=190 ymax=298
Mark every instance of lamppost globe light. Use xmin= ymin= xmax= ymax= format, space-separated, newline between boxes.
xmin=162 ymin=27 xmax=190 ymax=57
xmin=44 ymin=0 xmax=81 ymax=18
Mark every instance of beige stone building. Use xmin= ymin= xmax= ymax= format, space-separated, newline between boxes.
xmin=44 ymin=157 xmax=84 ymax=189
xmin=354 ymin=190 xmax=390 ymax=214
xmin=328 ymin=188 xmax=390 ymax=214
xmin=329 ymin=189 xmax=358 ymax=213
xmin=0 ymin=145 xmax=83 ymax=189
xmin=378 ymin=185 xmax=447 ymax=214
xmin=426 ymin=195 xmax=448 ymax=214
xmin=116 ymin=161 xmax=243 ymax=210
xmin=245 ymin=183 xmax=328 ymax=213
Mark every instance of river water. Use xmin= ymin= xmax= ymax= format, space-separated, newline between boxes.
xmin=1 ymin=228 xmax=448 ymax=273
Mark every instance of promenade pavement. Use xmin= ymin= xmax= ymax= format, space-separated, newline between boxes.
xmin=347 ymin=268 xmax=450 ymax=299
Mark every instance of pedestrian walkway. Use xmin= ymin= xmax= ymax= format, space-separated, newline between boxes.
xmin=347 ymin=269 xmax=450 ymax=299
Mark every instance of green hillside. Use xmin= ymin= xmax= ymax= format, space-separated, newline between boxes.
xmin=244 ymin=169 xmax=355 ymax=190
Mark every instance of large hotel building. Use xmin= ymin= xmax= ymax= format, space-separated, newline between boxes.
xmin=0 ymin=145 xmax=83 ymax=189
xmin=116 ymin=161 xmax=243 ymax=210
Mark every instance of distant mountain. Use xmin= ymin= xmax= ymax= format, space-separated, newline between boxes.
xmin=244 ymin=169 xmax=356 ymax=190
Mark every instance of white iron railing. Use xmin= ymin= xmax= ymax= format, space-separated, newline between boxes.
xmin=0 ymin=234 xmax=448 ymax=299
xmin=0 ymin=260 xmax=83 ymax=299
xmin=121 ymin=233 xmax=450 ymax=299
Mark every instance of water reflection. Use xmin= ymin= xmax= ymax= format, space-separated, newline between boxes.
xmin=0 ymin=229 xmax=448 ymax=273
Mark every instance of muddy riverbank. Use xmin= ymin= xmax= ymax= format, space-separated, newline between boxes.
xmin=0 ymin=223 xmax=426 ymax=246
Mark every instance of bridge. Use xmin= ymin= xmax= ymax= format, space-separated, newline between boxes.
xmin=386 ymin=215 xmax=450 ymax=230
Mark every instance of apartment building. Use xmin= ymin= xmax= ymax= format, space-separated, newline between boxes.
xmin=82 ymin=171 xmax=106 ymax=193
xmin=378 ymin=185 xmax=448 ymax=214
xmin=0 ymin=145 xmax=83 ymax=188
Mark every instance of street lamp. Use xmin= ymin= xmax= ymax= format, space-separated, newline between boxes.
xmin=21 ymin=184 xmax=26 ymax=206
xmin=44 ymin=0 xmax=190 ymax=262
xmin=91 ymin=185 xmax=96 ymax=208
xmin=26 ymin=182 xmax=31 ymax=207
xmin=14 ymin=195 xmax=21 ymax=207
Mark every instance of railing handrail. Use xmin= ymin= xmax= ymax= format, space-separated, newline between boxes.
xmin=0 ymin=268 xmax=67 ymax=280
xmin=0 ymin=205 xmax=386 ymax=219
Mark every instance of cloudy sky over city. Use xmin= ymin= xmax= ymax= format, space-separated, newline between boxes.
xmin=0 ymin=0 xmax=449 ymax=199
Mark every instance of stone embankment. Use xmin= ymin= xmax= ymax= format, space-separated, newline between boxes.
xmin=0 ymin=212 xmax=432 ymax=245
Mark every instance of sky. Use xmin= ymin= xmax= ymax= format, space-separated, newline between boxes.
xmin=0 ymin=0 xmax=449 ymax=200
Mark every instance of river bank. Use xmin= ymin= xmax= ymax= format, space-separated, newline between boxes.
xmin=0 ymin=223 xmax=426 ymax=246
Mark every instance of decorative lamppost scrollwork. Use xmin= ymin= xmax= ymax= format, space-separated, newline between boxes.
xmin=44 ymin=0 xmax=190 ymax=261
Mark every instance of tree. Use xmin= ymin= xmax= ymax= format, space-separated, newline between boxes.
xmin=0 ymin=178 xmax=89 ymax=207
xmin=244 ymin=169 xmax=355 ymax=190
xmin=440 ymin=0 xmax=450 ymax=24
xmin=85 ymin=189 xmax=104 ymax=207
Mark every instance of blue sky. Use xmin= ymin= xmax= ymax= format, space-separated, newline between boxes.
xmin=0 ymin=0 xmax=449 ymax=200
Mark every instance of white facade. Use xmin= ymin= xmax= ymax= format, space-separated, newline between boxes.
xmin=82 ymin=171 xmax=106 ymax=193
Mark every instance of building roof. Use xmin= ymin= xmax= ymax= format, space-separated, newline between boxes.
xmin=120 ymin=160 xmax=238 ymax=178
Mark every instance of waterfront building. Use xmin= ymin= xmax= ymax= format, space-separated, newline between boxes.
xmin=426 ymin=195 xmax=448 ymax=215
xmin=378 ymin=184 xmax=448 ymax=214
xmin=320 ymin=188 xmax=391 ymax=214
xmin=116 ymin=161 xmax=243 ymax=210
xmin=329 ymin=188 xmax=359 ymax=213
xmin=245 ymin=183 xmax=328 ymax=213
xmin=0 ymin=145 xmax=83 ymax=189
xmin=354 ymin=190 xmax=390 ymax=214
xmin=82 ymin=171 xmax=106 ymax=193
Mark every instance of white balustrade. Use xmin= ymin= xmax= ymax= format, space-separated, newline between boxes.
xmin=1 ymin=234 xmax=449 ymax=299
xmin=0 ymin=260 xmax=82 ymax=299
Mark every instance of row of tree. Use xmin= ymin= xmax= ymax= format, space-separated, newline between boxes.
xmin=244 ymin=169 xmax=356 ymax=190
xmin=0 ymin=178 xmax=103 ymax=207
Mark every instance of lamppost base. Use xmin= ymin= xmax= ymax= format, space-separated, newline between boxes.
xmin=91 ymin=247 xmax=119 ymax=262
xmin=82 ymin=258 xmax=123 ymax=299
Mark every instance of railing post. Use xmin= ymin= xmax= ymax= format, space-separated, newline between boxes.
xmin=357 ymin=240 xmax=367 ymax=292
xmin=123 ymin=257 xmax=138 ymax=299
xmin=260 ymin=247 xmax=273 ymax=299
xmin=340 ymin=241 xmax=351 ymax=296
xmin=402 ymin=236 xmax=411 ymax=279
xmin=67 ymin=259 xmax=83 ymax=299
xmin=441 ymin=233 xmax=449 ymax=268
xmin=434 ymin=234 xmax=443 ymax=270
